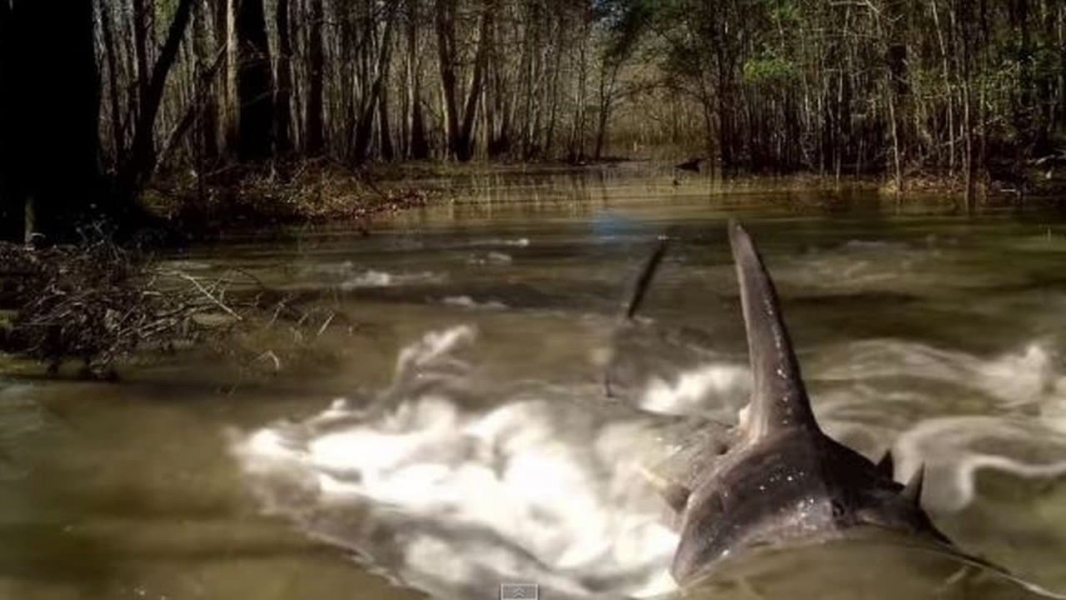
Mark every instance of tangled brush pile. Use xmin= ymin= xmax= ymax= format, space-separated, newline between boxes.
xmin=0 ymin=237 xmax=196 ymax=378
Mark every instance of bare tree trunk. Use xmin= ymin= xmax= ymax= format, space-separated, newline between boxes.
xmin=99 ymin=0 xmax=126 ymax=166
xmin=593 ymin=59 xmax=621 ymax=161
xmin=0 ymin=0 xmax=14 ymax=241
xmin=379 ymin=61 xmax=396 ymax=160
xmin=456 ymin=5 xmax=491 ymax=161
xmin=406 ymin=0 xmax=429 ymax=159
xmin=436 ymin=0 xmax=462 ymax=159
xmin=215 ymin=0 xmax=236 ymax=154
xmin=930 ymin=0 xmax=955 ymax=173
xmin=132 ymin=0 xmax=153 ymax=119
xmin=116 ymin=0 xmax=196 ymax=203
xmin=275 ymin=0 xmax=293 ymax=156
xmin=194 ymin=0 xmax=220 ymax=161
xmin=305 ymin=0 xmax=324 ymax=155
xmin=436 ymin=0 xmax=490 ymax=161
xmin=352 ymin=6 xmax=398 ymax=163
xmin=234 ymin=0 xmax=274 ymax=161
xmin=2 ymin=0 xmax=102 ymax=242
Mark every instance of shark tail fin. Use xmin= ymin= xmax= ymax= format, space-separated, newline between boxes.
xmin=729 ymin=221 xmax=818 ymax=439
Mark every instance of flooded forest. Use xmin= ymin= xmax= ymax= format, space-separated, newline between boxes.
xmin=0 ymin=0 xmax=1065 ymax=241
xmin=3 ymin=2 xmax=1066 ymax=600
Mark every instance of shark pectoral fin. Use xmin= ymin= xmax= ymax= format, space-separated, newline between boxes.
xmin=638 ymin=465 xmax=691 ymax=513
xmin=877 ymin=449 xmax=895 ymax=477
xmin=903 ymin=465 xmax=925 ymax=505
xmin=728 ymin=221 xmax=818 ymax=439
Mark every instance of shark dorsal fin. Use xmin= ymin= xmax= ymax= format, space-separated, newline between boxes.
xmin=729 ymin=222 xmax=818 ymax=440
xmin=877 ymin=450 xmax=895 ymax=477
xmin=903 ymin=465 xmax=925 ymax=505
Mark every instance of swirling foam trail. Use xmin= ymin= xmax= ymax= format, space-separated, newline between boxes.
xmin=232 ymin=326 xmax=685 ymax=599
xmin=817 ymin=339 xmax=1066 ymax=513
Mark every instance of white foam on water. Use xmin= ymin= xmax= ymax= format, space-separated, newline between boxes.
xmin=232 ymin=317 xmax=1066 ymax=597
xmin=818 ymin=340 xmax=1056 ymax=406
xmin=893 ymin=416 xmax=1066 ymax=512
xmin=638 ymin=364 xmax=750 ymax=418
xmin=232 ymin=326 xmax=681 ymax=599
xmin=470 ymin=238 xmax=530 ymax=248
xmin=468 ymin=251 xmax=514 ymax=266
xmin=340 ymin=269 xmax=446 ymax=290
xmin=441 ymin=296 xmax=508 ymax=310
xmin=816 ymin=339 xmax=1066 ymax=514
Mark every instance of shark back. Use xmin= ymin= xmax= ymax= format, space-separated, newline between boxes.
xmin=669 ymin=222 xmax=952 ymax=585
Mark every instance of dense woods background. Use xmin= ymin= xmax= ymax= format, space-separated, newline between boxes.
xmin=1 ymin=0 xmax=1065 ymax=241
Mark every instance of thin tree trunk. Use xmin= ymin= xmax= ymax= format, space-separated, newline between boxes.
xmin=99 ymin=0 xmax=126 ymax=167
xmin=379 ymin=61 xmax=396 ymax=160
xmin=406 ymin=0 xmax=429 ymax=159
xmin=352 ymin=7 xmax=397 ymax=163
xmin=275 ymin=0 xmax=293 ymax=156
xmin=456 ymin=4 xmax=492 ymax=161
xmin=116 ymin=0 xmax=196 ymax=203
xmin=0 ymin=0 xmax=15 ymax=241
xmin=194 ymin=0 xmax=220 ymax=160
xmin=436 ymin=0 xmax=462 ymax=159
xmin=305 ymin=0 xmax=324 ymax=155
xmin=132 ymin=0 xmax=152 ymax=119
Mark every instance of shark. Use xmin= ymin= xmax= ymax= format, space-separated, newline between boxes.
xmin=650 ymin=222 xmax=954 ymax=586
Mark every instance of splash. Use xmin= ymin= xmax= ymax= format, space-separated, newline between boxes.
xmin=813 ymin=339 xmax=1066 ymax=513
xmin=340 ymin=269 xmax=446 ymax=290
xmin=232 ymin=317 xmax=1066 ymax=597
xmin=441 ymin=296 xmax=509 ymax=310
xmin=468 ymin=251 xmax=514 ymax=266
xmin=469 ymin=238 xmax=530 ymax=248
xmin=639 ymin=364 xmax=750 ymax=418
xmin=233 ymin=326 xmax=683 ymax=599
xmin=893 ymin=416 xmax=1066 ymax=512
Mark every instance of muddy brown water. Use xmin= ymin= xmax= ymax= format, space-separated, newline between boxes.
xmin=3 ymin=167 xmax=1066 ymax=599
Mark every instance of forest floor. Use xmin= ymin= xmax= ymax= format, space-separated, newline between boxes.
xmin=145 ymin=160 xmax=446 ymax=239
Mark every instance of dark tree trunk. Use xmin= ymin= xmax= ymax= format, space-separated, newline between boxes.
xmin=194 ymin=0 xmax=220 ymax=161
xmin=275 ymin=0 xmax=293 ymax=156
xmin=235 ymin=0 xmax=274 ymax=161
xmin=436 ymin=0 xmax=462 ymax=159
xmin=456 ymin=3 xmax=492 ymax=161
xmin=304 ymin=0 xmax=325 ymax=156
xmin=0 ymin=0 xmax=15 ymax=242
xmin=99 ymin=0 xmax=126 ymax=167
xmin=132 ymin=0 xmax=153 ymax=119
xmin=2 ymin=0 xmax=102 ymax=242
xmin=379 ymin=76 xmax=396 ymax=161
xmin=115 ymin=0 xmax=195 ymax=206
xmin=406 ymin=0 xmax=429 ymax=159
xmin=216 ymin=0 xmax=238 ymax=155
xmin=436 ymin=0 xmax=490 ymax=162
